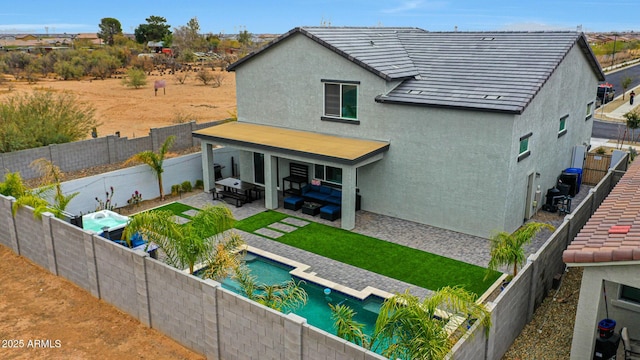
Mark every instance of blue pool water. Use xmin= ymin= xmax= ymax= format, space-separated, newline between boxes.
xmin=196 ymin=253 xmax=383 ymax=337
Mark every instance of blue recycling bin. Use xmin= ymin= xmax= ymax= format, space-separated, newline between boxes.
xmin=564 ymin=168 xmax=583 ymax=193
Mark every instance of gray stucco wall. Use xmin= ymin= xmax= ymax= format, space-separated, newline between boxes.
xmin=233 ymin=33 xmax=598 ymax=237
xmin=504 ymin=43 xmax=598 ymax=234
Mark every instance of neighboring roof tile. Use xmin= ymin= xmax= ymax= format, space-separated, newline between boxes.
xmin=228 ymin=27 xmax=604 ymax=115
xmin=563 ymin=160 xmax=640 ymax=265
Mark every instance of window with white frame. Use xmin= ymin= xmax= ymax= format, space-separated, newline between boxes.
xmin=518 ymin=132 xmax=532 ymax=162
xmin=322 ymin=80 xmax=358 ymax=121
xmin=621 ymin=285 xmax=640 ymax=305
xmin=586 ymin=101 xmax=594 ymax=120
xmin=314 ymin=164 xmax=342 ymax=184
xmin=558 ymin=115 xmax=568 ymax=137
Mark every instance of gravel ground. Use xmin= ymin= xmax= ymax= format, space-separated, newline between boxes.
xmin=502 ymin=267 xmax=582 ymax=359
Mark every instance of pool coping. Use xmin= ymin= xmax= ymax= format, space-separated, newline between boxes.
xmin=241 ymin=245 xmax=395 ymax=301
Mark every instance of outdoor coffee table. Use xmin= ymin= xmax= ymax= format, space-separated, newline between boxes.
xmin=301 ymin=202 xmax=322 ymax=216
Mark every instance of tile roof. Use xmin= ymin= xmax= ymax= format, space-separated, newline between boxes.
xmin=228 ymin=27 xmax=604 ymax=114
xmin=563 ymin=160 xmax=640 ymax=265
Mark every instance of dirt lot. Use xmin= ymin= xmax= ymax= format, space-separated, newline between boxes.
xmin=0 ymin=73 xmax=236 ymax=359
xmin=0 ymin=70 xmax=237 ymax=139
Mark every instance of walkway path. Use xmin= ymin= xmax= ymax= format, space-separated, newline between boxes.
xmin=179 ymin=186 xmax=591 ymax=300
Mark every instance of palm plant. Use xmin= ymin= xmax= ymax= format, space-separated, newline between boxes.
xmin=486 ymin=221 xmax=555 ymax=279
xmin=233 ymin=265 xmax=308 ymax=312
xmin=126 ymin=135 xmax=175 ymax=200
xmin=1 ymin=166 xmax=77 ymax=219
xmin=122 ymin=204 xmax=238 ymax=274
xmin=331 ymin=287 xmax=491 ymax=359
xmin=29 ymin=158 xmax=79 ymax=216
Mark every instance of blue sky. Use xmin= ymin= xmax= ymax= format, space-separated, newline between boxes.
xmin=0 ymin=0 xmax=637 ymax=35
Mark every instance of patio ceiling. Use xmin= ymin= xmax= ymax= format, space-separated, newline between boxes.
xmin=193 ymin=122 xmax=390 ymax=165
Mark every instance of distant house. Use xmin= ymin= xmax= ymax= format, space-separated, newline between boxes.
xmin=195 ymin=27 xmax=603 ymax=237
xmin=563 ymin=159 xmax=640 ymax=359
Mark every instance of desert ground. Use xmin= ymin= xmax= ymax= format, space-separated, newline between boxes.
xmin=0 ymin=70 xmax=237 ymax=139
xmin=0 ymin=73 xmax=235 ymax=359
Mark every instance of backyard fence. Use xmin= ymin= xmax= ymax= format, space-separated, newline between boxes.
xmin=449 ymin=153 xmax=629 ymax=359
xmin=0 ymin=120 xmax=226 ymax=180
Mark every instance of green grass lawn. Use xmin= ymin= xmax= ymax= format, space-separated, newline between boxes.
xmin=235 ymin=210 xmax=500 ymax=297
xmin=145 ymin=202 xmax=200 ymax=219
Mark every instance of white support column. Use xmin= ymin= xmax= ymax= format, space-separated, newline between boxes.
xmin=341 ymin=166 xmax=357 ymax=230
xmin=570 ymin=267 xmax=604 ymax=359
xmin=201 ymin=142 xmax=214 ymax=192
xmin=264 ymin=154 xmax=278 ymax=209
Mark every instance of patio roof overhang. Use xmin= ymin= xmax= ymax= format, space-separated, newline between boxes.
xmin=193 ymin=122 xmax=390 ymax=165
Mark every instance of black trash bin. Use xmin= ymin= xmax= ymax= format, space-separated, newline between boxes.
xmin=558 ymin=172 xmax=579 ymax=197
xmin=543 ymin=187 xmax=560 ymax=212
xmin=593 ymin=318 xmax=619 ymax=360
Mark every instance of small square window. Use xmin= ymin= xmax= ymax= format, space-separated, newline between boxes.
xmin=586 ymin=102 xmax=594 ymax=120
xmin=518 ymin=133 xmax=532 ymax=162
xmin=519 ymin=138 xmax=529 ymax=155
xmin=558 ymin=115 xmax=568 ymax=138
xmin=323 ymin=81 xmax=358 ymax=121
xmin=621 ymin=285 xmax=640 ymax=305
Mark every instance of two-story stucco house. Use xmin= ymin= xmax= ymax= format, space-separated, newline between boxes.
xmin=194 ymin=27 xmax=604 ymax=238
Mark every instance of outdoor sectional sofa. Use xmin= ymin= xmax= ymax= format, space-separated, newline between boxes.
xmin=301 ymin=184 xmax=342 ymax=206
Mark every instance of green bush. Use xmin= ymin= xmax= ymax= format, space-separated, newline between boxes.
xmin=171 ymin=184 xmax=181 ymax=196
xmin=0 ymin=91 xmax=98 ymax=152
xmin=194 ymin=179 xmax=204 ymax=189
xmin=180 ymin=180 xmax=192 ymax=193
xmin=122 ymin=68 xmax=147 ymax=88
xmin=54 ymin=60 xmax=84 ymax=80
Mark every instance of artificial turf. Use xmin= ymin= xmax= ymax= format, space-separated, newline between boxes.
xmin=235 ymin=210 xmax=501 ymax=297
xmin=146 ymin=202 xmax=200 ymax=218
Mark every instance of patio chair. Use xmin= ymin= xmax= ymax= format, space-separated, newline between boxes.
xmin=622 ymin=327 xmax=640 ymax=360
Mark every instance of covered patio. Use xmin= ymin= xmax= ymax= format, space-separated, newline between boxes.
xmin=193 ymin=122 xmax=390 ymax=229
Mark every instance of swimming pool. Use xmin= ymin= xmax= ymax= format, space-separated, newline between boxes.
xmin=195 ymin=252 xmax=384 ymax=337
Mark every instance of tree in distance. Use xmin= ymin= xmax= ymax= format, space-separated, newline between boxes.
xmin=97 ymin=18 xmax=123 ymax=46
xmin=134 ymin=16 xmax=172 ymax=44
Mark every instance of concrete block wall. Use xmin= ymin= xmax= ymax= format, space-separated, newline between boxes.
xmin=448 ymin=322 xmax=488 ymax=360
xmin=51 ymin=218 xmax=99 ymax=297
xmin=93 ymin=236 xmax=148 ymax=323
xmin=0 ymin=120 xmax=222 ymax=180
xmin=0 ymin=195 xmax=18 ymax=252
xmin=302 ymin=325 xmax=386 ymax=360
xmin=12 ymin=206 xmax=53 ymax=272
xmin=486 ymin=264 xmax=534 ymax=359
xmin=145 ymin=258 xmax=208 ymax=355
xmin=528 ymin=223 xmax=570 ymax=314
xmin=0 ymin=145 xmax=51 ymax=179
xmin=217 ymin=288 xmax=287 ymax=359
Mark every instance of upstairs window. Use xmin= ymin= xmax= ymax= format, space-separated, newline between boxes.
xmin=558 ymin=115 xmax=568 ymax=138
xmin=518 ymin=132 xmax=532 ymax=162
xmin=323 ymin=80 xmax=358 ymax=121
xmin=586 ymin=102 xmax=594 ymax=120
